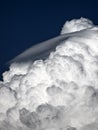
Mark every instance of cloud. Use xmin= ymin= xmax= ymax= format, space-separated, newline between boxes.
xmin=61 ymin=17 xmax=94 ymax=34
xmin=0 ymin=18 xmax=98 ymax=130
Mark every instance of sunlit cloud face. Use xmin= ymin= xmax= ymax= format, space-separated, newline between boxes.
xmin=0 ymin=18 xmax=98 ymax=130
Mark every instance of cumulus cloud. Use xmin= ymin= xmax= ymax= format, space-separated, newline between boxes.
xmin=61 ymin=17 xmax=94 ymax=34
xmin=0 ymin=18 xmax=98 ymax=130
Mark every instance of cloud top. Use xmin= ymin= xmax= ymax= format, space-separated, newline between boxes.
xmin=61 ymin=17 xmax=94 ymax=34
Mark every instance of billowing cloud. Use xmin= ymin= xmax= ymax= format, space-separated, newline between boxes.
xmin=61 ymin=17 xmax=94 ymax=34
xmin=0 ymin=18 xmax=98 ymax=130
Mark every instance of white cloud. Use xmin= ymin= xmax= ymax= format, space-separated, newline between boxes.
xmin=0 ymin=18 xmax=98 ymax=130
xmin=61 ymin=17 xmax=94 ymax=34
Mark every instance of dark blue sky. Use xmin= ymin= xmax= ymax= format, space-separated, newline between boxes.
xmin=0 ymin=0 xmax=98 ymax=79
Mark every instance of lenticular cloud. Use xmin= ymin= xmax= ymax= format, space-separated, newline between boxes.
xmin=0 ymin=18 xmax=98 ymax=130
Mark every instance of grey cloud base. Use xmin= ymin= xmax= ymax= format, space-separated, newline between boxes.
xmin=0 ymin=18 xmax=98 ymax=130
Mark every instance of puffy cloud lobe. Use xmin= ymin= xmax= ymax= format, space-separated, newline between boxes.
xmin=61 ymin=17 xmax=94 ymax=34
xmin=0 ymin=18 xmax=98 ymax=130
xmin=19 ymin=104 xmax=66 ymax=129
xmin=0 ymin=86 xmax=16 ymax=113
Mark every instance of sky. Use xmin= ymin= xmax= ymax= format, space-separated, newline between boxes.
xmin=0 ymin=0 xmax=98 ymax=79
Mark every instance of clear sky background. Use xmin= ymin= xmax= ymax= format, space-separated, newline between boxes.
xmin=0 ymin=0 xmax=98 ymax=79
